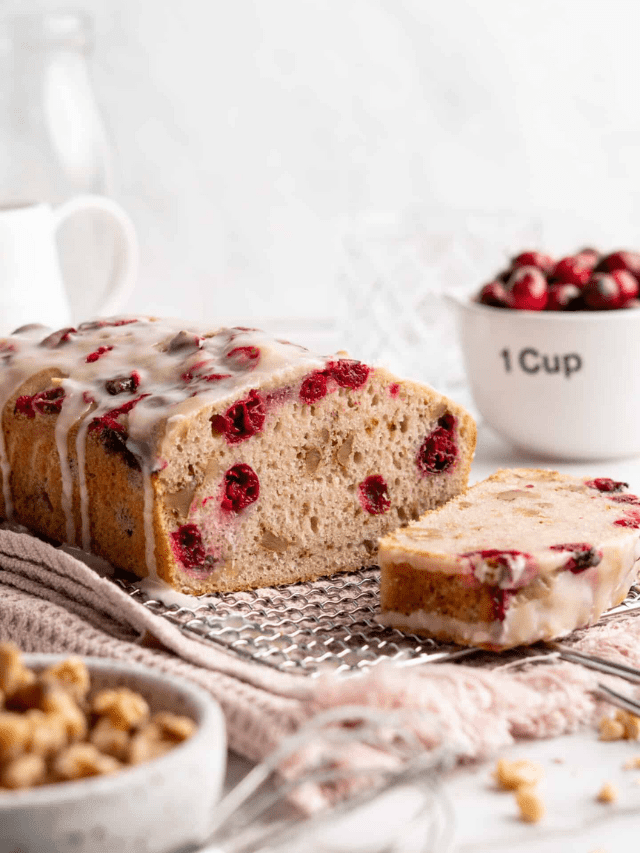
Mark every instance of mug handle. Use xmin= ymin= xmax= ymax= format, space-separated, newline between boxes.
xmin=53 ymin=194 xmax=139 ymax=318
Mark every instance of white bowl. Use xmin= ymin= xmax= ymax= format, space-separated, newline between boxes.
xmin=0 ymin=655 xmax=226 ymax=853
xmin=449 ymin=295 xmax=640 ymax=460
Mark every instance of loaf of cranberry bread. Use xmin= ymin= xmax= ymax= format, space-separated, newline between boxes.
xmin=0 ymin=318 xmax=476 ymax=594
xmin=378 ymin=469 xmax=640 ymax=649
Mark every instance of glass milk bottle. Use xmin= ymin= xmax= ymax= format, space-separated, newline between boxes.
xmin=0 ymin=12 xmax=122 ymax=320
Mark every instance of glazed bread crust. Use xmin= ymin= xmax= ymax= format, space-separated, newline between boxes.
xmin=0 ymin=318 xmax=476 ymax=594
xmin=379 ymin=469 xmax=640 ymax=649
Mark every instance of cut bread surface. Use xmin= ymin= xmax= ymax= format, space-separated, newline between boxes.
xmin=378 ymin=469 xmax=640 ymax=649
xmin=0 ymin=317 xmax=476 ymax=594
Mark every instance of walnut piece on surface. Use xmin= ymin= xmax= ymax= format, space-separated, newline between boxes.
xmin=0 ymin=643 xmax=196 ymax=792
xmin=493 ymin=757 xmax=546 ymax=825
xmin=616 ymin=709 xmax=640 ymax=740
xmin=599 ymin=710 xmax=640 ymax=741
xmin=494 ymin=758 xmax=544 ymax=791
xmin=599 ymin=716 xmax=626 ymax=741
xmin=596 ymin=781 xmax=618 ymax=804
xmin=515 ymin=786 xmax=546 ymax=823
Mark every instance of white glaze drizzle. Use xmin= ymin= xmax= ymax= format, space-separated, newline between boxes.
xmin=76 ymin=417 xmax=91 ymax=551
xmin=0 ymin=317 xmax=328 ymax=577
xmin=141 ymin=460 xmax=158 ymax=581
xmin=54 ymin=378 xmax=92 ymax=543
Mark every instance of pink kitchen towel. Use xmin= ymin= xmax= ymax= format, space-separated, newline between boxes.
xmin=1 ymin=526 xmax=638 ymax=776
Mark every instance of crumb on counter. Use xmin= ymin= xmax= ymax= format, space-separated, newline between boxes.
xmin=515 ymin=786 xmax=546 ymax=823
xmin=596 ymin=782 xmax=618 ymax=804
xmin=493 ymin=757 xmax=546 ymax=824
xmin=623 ymin=755 xmax=640 ymax=770
xmin=494 ymin=757 xmax=544 ymax=791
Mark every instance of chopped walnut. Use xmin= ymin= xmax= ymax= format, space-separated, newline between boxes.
xmin=599 ymin=716 xmax=626 ymax=741
xmin=623 ymin=755 xmax=640 ymax=770
xmin=89 ymin=716 xmax=130 ymax=761
xmin=152 ymin=711 xmax=197 ymax=743
xmin=92 ymin=687 xmax=150 ymax=730
xmin=0 ymin=643 xmax=35 ymax=696
xmin=127 ymin=722 xmax=172 ymax=764
xmin=26 ymin=709 xmax=68 ymax=757
xmin=42 ymin=689 xmax=87 ymax=741
xmin=0 ymin=647 xmax=196 ymax=790
xmin=0 ymin=712 xmax=31 ymax=760
xmin=43 ymin=657 xmax=90 ymax=702
xmin=53 ymin=743 xmax=121 ymax=781
xmin=515 ymin=786 xmax=546 ymax=823
xmin=599 ymin=710 xmax=640 ymax=741
xmin=616 ymin=709 xmax=640 ymax=740
xmin=494 ymin=758 xmax=543 ymax=791
xmin=0 ymin=753 xmax=46 ymax=789
xmin=596 ymin=781 xmax=618 ymax=803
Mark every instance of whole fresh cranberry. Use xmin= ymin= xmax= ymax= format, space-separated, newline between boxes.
xmin=550 ymin=256 xmax=594 ymax=287
xmin=417 ymin=413 xmax=458 ymax=475
xmin=575 ymin=247 xmax=600 ymax=266
xmin=358 ymin=475 xmax=391 ymax=515
xmin=171 ymin=523 xmax=206 ymax=569
xmin=585 ymin=477 xmax=628 ymax=493
xmin=549 ymin=542 xmax=602 ymax=573
xmin=546 ymin=283 xmax=581 ymax=311
xmin=595 ymin=250 xmax=640 ymax=280
xmin=478 ymin=281 xmax=510 ymax=307
xmin=506 ymin=266 xmax=548 ymax=310
xmin=221 ymin=464 xmax=260 ymax=512
xmin=327 ymin=359 xmax=370 ymax=390
xmin=300 ymin=371 xmax=328 ymax=403
xmin=618 ymin=269 xmax=640 ymax=302
xmin=511 ymin=251 xmax=554 ymax=275
xmin=211 ymin=390 xmax=266 ymax=443
xmin=584 ymin=270 xmax=639 ymax=310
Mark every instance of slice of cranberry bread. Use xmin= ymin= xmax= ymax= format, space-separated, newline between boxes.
xmin=378 ymin=469 xmax=640 ymax=649
xmin=0 ymin=317 xmax=476 ymax=593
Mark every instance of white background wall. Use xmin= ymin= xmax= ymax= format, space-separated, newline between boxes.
xmin=4 ymin=0 xmax=640 ymax=330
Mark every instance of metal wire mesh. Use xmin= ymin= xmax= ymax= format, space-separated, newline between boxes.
xmin=114 ymin=567 xmax=640 ymax=679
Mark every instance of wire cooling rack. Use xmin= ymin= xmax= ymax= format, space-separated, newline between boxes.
xmin=114 ymin=567 xmax=640 ymax=679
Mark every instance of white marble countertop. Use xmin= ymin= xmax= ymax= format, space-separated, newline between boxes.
xmin=220 ymin=422 xmax=640 ymax=852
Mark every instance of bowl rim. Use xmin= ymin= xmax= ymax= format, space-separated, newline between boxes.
xmin=446 ymin=292 xmax=640 ymax=322
xmin=0 ymin=654 xmax=225 ymax=808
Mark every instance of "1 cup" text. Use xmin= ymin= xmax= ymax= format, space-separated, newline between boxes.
xmin=500 ymin=347 xmax=582 ymax=378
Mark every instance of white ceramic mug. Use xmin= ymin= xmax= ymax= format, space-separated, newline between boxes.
xmin=0 ymin=196 xmax=138 ymax=335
